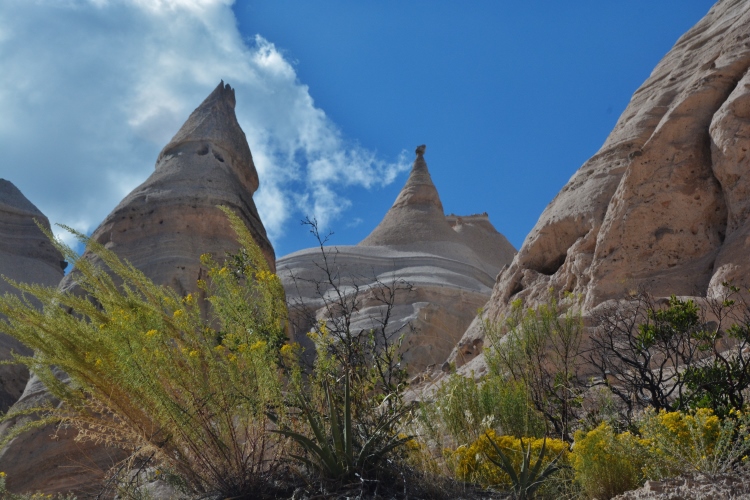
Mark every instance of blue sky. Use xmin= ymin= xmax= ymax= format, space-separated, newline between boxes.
xmin=0 ymin=0 xmax=716 ymax=259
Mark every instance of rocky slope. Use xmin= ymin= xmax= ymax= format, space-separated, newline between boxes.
xmin=0 ymin=81 xmax=274 ymax=495
xmin=446 ymin=0 xmax=750 ymax=372
xmin=0 ymin=180 xmax=65 ymax=411
xmin=278 ymin=145 xmax=516 ymax=374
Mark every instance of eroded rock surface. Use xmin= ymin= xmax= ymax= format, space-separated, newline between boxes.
xmin=613 ymin=472 xmax=750 ymax=500
xmin=0 ymin=180 xmax=65 ymax=411
xmin=447 ymin=0 xmax=750 ymax=371
xmin=0 ymin=81 xmax=274 ymax=495
xmin=278 ymin=146 xmax=516 ymax=374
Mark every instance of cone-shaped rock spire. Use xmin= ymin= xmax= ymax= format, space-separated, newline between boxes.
xmin=159 ymin=80 xmax=258 ymax=195
xmin=0 ymin=82 xmax=275 ymax=494
xmin=77 ymin=81 xmax=274 ymax=290
xmin=359 ymin=145 xmax=515 ymax=277
xmin=280 ymin=145 xmax=516 ymax=376
xmin=360 ymin=145 xmax=456 ymax=247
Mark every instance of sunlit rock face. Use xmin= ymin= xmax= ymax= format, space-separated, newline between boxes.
xmin=446 ymin=0 xmax=750 ymax=373
xmin=0 ymin=180 xmax=65 ymax=411
xmin=278 ymin=146 xmax=516 ymax=374
xmin=0 ymin=82 xmax=274 ymax=495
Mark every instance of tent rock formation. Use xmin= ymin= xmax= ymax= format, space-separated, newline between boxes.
xmin=278 ymin=145 xmax=516 ymax=374
xmin=0 ymin=81 xmax=273 ymax=495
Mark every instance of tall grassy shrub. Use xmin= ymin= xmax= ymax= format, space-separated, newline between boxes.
xmin=485 ymin=292 xmax=585 ymax=442
xmin=426 ymin=374 xmax=545 ymax=445
xmin=0 ymin=208 xmax=288 ymax=498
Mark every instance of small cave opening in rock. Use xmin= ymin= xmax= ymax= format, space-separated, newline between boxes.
xmin=197 ymin=145 xmax=209 ymax=156
xmin=537 ymin=253 xmax=567 ymax=276
xmin=213 ymin=152 xmax=224 ymax=163
xmin=508 ymin=279 xmax=524 ymax=298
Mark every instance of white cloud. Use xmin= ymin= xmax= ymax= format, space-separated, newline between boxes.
xmin=0 ymin=0 xmax=408 ymax=247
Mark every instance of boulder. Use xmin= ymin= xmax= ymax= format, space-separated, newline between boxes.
xmin=278 ymin=146 xmax=516 ymax=374
xmin=0 ymin=81 xmax=274 ymax=495
xmin=0 ymin=180 xmax=65 ymax=411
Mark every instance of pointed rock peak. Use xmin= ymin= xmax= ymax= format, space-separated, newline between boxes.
xmin=192 ymin=80 xmax=236 ymax=111
xmin=158 ymin=81 xmax=259 ymax=193
xmin=359 ymin=145 xmax=453 ymax=247
xmin=0 ymin=179 xmax=45 ymax=218
xmin=391 ymin=144 xmax=443 ymax=212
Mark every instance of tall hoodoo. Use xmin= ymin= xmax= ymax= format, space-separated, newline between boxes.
xmin=87 ymin=80 xmax=275 ymax=288
xmin=360 ymin=145 xmax=515 ymax=277
xmin=360 ymin=144 xmax=451 ymax=247
xmin=279 ymin=145 xmax=516 ymax=375
xmin=0 ymin=82 xmax=275 ymax=495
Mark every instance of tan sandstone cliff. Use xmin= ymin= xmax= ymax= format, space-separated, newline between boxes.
xmin=0 ymin=181 xmax=65 ymax=411
xmin=278 ymin=145 xmax=516 ymax=374
xmin=0 ymin=81 xmax=274 ymax=495
xmin=446 ymin=0 xmax=750 ymax=373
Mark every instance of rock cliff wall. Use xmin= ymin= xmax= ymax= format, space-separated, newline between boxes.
xmin=447 ymin=0 xmax=750 ymax=372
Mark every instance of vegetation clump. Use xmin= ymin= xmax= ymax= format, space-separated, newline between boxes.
xmin=4 ymin=213 xmax=750 ymax=499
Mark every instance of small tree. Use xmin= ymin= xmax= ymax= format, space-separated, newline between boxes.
xmin=484 ymin=292 xmax=585 ymax=443
xmin=589 ymin=287 xmax=750 ymax=420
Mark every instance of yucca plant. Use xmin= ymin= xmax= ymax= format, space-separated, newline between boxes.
xmin=273 ymin=372 xmax=412 ymax=481
xmin=483 ymin=431 xmax=565 ymax=499
xmin=275 ymin=217 xmax=416 ymax=484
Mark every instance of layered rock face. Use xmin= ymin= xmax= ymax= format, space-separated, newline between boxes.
xmin=0 ymin=82 xmax=274 ymax=495
xmin=449 ymin=0 xmax=750 ymax=371
xmin=0 ymin=181 xmax=65 ymax=410
xmin=278 ymin=146 xmax=516 ymax=373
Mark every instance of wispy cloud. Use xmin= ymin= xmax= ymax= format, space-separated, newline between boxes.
xmin=0 ymin=0 xmax=409 ymax=245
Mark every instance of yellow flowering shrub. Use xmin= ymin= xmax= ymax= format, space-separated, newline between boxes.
xmin=573 ymin=408 xmax=750 ymax=498
xmin=639 ymin=408 xmax=750 ymax=478
xmin=447 ymin=429 xmax=569 ymax=488
xmin=572 ymin=423 xmax=649 ymax=499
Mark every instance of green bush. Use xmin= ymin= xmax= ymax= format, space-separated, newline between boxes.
xmin=0 ymin=208 xmax=288 ymax=498
xmin=428 ymin=373 xmax=545 ymax=444
xmin=485 ymin=292 xmax=585 ymax=442
xmin=589 ymin=289 xmax=750 ymax=420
